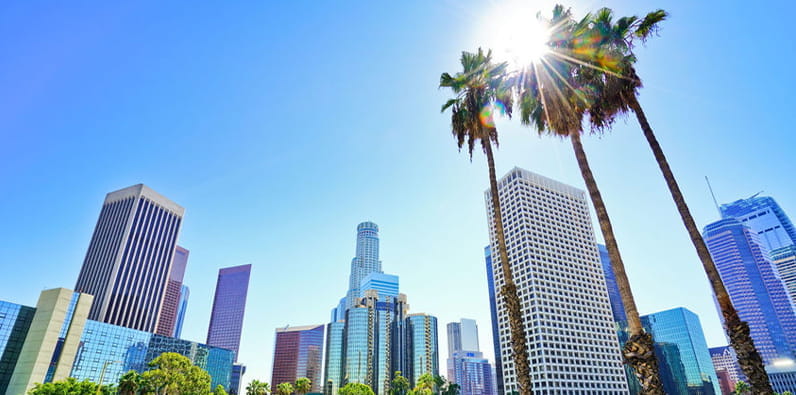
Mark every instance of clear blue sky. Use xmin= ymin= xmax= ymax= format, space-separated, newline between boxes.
xmin=2 ymin=0 xmax=796 ymax=384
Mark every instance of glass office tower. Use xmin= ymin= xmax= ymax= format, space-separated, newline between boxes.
xmin=157 ymin=245 xmax=190 ymax=336
xmin=772 ymin=245 xmax=796 ymax=307
xmin=704 ymin=218 xmax=796 ymax=364
xmin=271 ymin=324 xmax=325 ymax=393
xmin=0 ymin=301 xmax=35 ymax=394
xmin=405 ymin=314 xmax=439 ymax=388
xmin=642 ymin=308 xmax=720 ymax=394
xmin=483 ymin=246 xmax=504 ymax=395
xmin=720 ymin=195 xmax=796 ymax=251
xmin=324 ymin=321 xmax=345 ymax=395
xmin=207 ymin=264 xmax=251 ymax=361
xmin=450 ymin=351 xmax=496 ymax=395
xmin=599 ymin=244 xmax=627 ymax=323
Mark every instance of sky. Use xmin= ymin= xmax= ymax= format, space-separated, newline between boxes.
xmin=2 ymin=0 xmax=796 ymax=385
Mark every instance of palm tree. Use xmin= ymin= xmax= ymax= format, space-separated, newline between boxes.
xmin=576 ymin=7 xmax=772 ymax=393
xmin=276 ymin=382 xmax=294 ymax=395
xmin=246 ymin=380 xmax=270 ymax=395
xmin=515 ymin=6 xmax=664 ymax=393
xmin=118 ymin=370 xmax=141 ymax=395
xmin=439 ymin=48 xmax=531 ymax=395
xmin=294 ymin=378 xmax=311 ymax=395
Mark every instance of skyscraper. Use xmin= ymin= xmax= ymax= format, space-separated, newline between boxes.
xmin=405 ymin=314 xmax=439 ymax=387
xmin=207 ymin=264 xmax=251 ymax=361
xmin=447 ymin=319 xmax=495 ymax=395
xmin=447 ymin=319 xmax=479 ymax=356
xmin=720 ymin=195 xmax=796 ymax=251
xmin=271 ymin=325 xmax=325 ymax=393
xmin=642 ymin=307 xmax=720 ymax=394
xmin=599 ymin=243 xmax=627 ymax=324
xmin=483 ymin=246 xmax=504 ymax=395
xmin=772 ymin=245 xmax=796 ymax=306
xmin=156 ymin=245 xmax=189 ymax=336
xmin=74 ymin=184 xmax=184 ymax=332
xmin=324 ymin=321 xmax=345 ymax=395
xmin=174 ymin=285 xmax=190 ymax=338
xmin=703 ymin=218 xmax=796 ymax=364
xmin=345 ymin=222 xmax=382 ymax=311
xmin=484 ymin=168 xmax=627 ymax=393
xmin=710 ymin=346 xmax=745 ymax=392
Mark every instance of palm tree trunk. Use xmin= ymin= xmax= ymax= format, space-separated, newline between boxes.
xmin=627 ymin=95 xmax=772 ymax=393
xmin=482 ymin=140 xmax=532 ymax=395
xmin=569 ymin=130 xmax=664 ymax=394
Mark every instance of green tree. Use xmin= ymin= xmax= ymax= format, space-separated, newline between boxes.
xmin=28 ymin=377 xmax=113 ymax=395
xmin=338 ymin=383 xmax=375 ymax=395
xmin=432 ymin=376 xmax=459 ymax=395
xmin=514 ymin=6 xmax=663 ymax=393
xmin=118 ymin=370 xmax=143 ymax=395
xmin=390 ymin=371 xmax=410 ymax=395
xmin=142 ymin=352 xmax=212 ymax=395
xmin=276 ymin=382 xmax=294 ymax=395
xmin=734 ymin=380 xmax=750 ymax=395
xmin=215 ymin=384 xmax=229 ymax=395
xmin=246 ymin=380 xmax=270 ymax=395
xmin=439 ymin=48 xmax=531 ymax=395
xmin=294 ymin=377 xmax=311 ymax=395
xmin=573 ymin=6 xmax=773 ymax=393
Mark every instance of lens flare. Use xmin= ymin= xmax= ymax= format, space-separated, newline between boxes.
xmin=479 ymin=101 xmax=507 ymax=128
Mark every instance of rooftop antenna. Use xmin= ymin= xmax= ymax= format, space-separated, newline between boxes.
xmin=705 ymin=176 xmax=721 ymax=217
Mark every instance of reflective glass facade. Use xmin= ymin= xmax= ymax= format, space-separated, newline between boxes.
xmin=599 ymin=244 xmax=627 ymax=323
xmin=405 ymin=314 xmax=438 ymax=387
xmin=207 ymin=264 xmax=251 ymax=361
xmin=0 ymin=301 xmax=35 ymax=394
xmin=483 ymin=246 xmax=504 ymax=395
xmin=772 ymin=245 xmax=796 ymax=308
xmin=72 ymin=320 xmax=234 ymax=390
xmin=324 ymin=321 xmax=345 ymax=395
xmin=230 ymin=364 xmax=246 ymax=395
xmin=174 ymin=284 xmax=190 ymax=339
xmin=704 ymin=218 xmax=796 ymax=364
xmin=642 ymin=308 xmax=719 ymax=394
xmin=709 ymin=346 xmax=745 ymax=390
xmin=344 ymin=308 xmax=371 ymax=386
xmin=721 ymin=195 xmax=796 ymax=251
xmin=345 ymin=222 xmax=382 ymax=311
xmin=157 ymin=245 xmax=189 ymax=337
xmin=450 ymin=351 xmax=495 ymax=395
xmin=271 ymin=324 xmax=324 ymax=392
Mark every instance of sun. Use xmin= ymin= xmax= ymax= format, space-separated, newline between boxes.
xmin=480 ymin=2 xmax=553 ymax=69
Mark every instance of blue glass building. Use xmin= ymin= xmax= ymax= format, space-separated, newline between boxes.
xmin=324 ymin=321 xmax=345 ymax=395
xmin=483 ymin=246 xmax=504 ymax=395
xmin=72 ymin=320 xmax=234 ymax=389
xmin=772 ymin=245 xmax=796 ymax=306
xmin=599 ymin=244 xmax=627 ymax=324
xmin=450 ymin=351 xmax=495 ymax=395
xmin=174 ymin=284 xmax=190 ymax=339
xmin=720 ymin=195 xmax=796 ymax=251
xmin=642 ymin=308 xmax=720 ymax=394
xmin=704 ymin=218 xmax=796 ymax=364
xmin=405 ymin=314 xmax=439 ymax=388
xmin=0 ymin=301 xmax=35 ymax=394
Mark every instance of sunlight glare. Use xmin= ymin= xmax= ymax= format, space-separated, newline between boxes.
xmin=484 ymin=2 xmax=552 ymax=70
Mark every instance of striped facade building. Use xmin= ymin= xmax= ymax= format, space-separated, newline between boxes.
xmin=74 ymin=184 xmax=184 ymax=333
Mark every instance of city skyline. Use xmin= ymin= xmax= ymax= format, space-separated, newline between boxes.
xmin=3 ymin=0 xmax=796 ymax=385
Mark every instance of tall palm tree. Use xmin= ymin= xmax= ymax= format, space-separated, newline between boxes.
xmin=440 ymin=48 xmax=532 ymax=395
xmin=577 ymin=7 xmax=772 ymax=393
xmin=515 ymin=6 xmax=664 ymax=393
xmin=118 ymin=371 xmax=141 ymax=395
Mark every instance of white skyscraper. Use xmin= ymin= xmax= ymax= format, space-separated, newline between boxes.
xmin=484 ymin=168 xmax=627 ymax=394
xmin=75 ymin=184 xmax=184 ymax=332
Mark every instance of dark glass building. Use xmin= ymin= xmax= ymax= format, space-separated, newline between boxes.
xmin=599 ymin=244 xmax=627 ymax=323
xmin=271 ymin=324 xmax=325 ymax=393
xmin=703 ymin=218 xmax=796 ymax=364
xmin=74 ymin=184 xmax=184 ymax=332
xmin=0 ymin=301 xmax=35 ymax=394
xmin=483 ymin=246 xmax=504 ymax=395
xmin=207 ymin=264 xmax=251 ymax=361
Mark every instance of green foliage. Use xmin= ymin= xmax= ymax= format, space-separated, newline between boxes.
xmin=215 ymin=384 xmax=229 ymax=395
xmin=432 ymin=376 xmax=459 ymax=395
xmin=142 ymin=352 xmax=212 ymax=395
xmin=276 ymin=382 xmax=294 ymax=395
xmin=28 ymin=377 xmax=114 ymax=395
xmin=246 ymin=380 xmax=270 ymax=395
xmin=294 ymin=377 xmax=311 ymax=395
xmin=338 ymin=382 xmax=375 ymax=395
xmin=118 ymin=370 xmax=145 ymax=395
xmin=390 ymin=371 xmax=410 ymax=395
xmin=734 ymin=380 xmax=750 ymax=394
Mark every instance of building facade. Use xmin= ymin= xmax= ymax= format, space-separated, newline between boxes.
xmin=709 ymin=346 xmax=745 ymax=393
xmin=720 ymin=195 xmax=796 ymax=251
xmin=772 ymin=245 xmax=796 ymax=307
xmin=174 ymin=284 xmax=190 ymax=339
xmin=207 ymin=264 xmax=251 ymax=361
xmin=230 ymin=364 xmax=246 ymax=395
xmin=405 ymin=314 xmax=439 ymax=388
xmin=483 ymin=247 xmax=504 ymax=395
xmin=598 ymin=244 xmax=627 ymax=324
xmin=484 ymin=167 xmax=628 ymax=393
xmin=324 ymin=321 xmax=345 ymax=395
xmin=0 ymin=301 xmax=35 ymax=394
xmin=641 ymin=308 xmax=720 ymax=394
xmin=450 ymin=351 xmax=495 ymax=395
xmin=703 ymin=218 xmax=796 ymax=364
xmin=156 ymin=245 xmax=190 ymax=336
xmin=74 ymin=184 xmax=184 ymax=333
xmin=271 ymin=325 xmax=325 ymax=393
